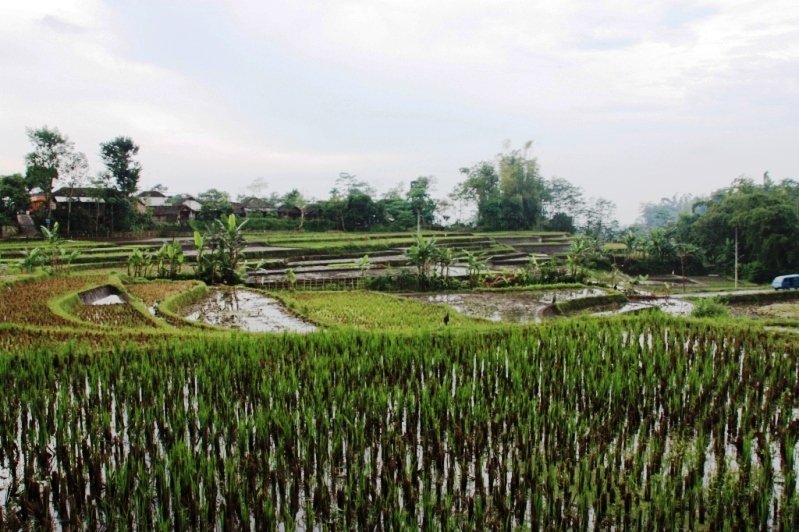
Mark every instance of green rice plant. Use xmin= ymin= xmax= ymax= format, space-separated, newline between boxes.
xmin=0 ymin=286 xmax=797 ymax=528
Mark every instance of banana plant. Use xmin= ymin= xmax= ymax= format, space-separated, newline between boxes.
xmin=156 ymin=241 xmax=184 ymax=279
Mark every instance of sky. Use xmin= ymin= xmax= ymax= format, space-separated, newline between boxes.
xmin=1 ymin=0 xmax=798 ymax=224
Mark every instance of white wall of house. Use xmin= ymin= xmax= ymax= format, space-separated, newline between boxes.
xmin=140 ymin=196 xmax=168 ymax=208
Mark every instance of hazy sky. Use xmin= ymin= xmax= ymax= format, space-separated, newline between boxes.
xmin=1 ymin=0 xmax=798 ymax=224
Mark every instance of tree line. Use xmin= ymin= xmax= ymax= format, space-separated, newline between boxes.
xmin=620 ymin=174 xmax=799 ymax=283
xmin=1 ymin=128 xmax=617 ymax=236
xmin=0 ymin=126 xmax=142 ymax=233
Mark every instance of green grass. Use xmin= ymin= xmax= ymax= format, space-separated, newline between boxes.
xmin=276 ymin=290 xmax=492 ymax=331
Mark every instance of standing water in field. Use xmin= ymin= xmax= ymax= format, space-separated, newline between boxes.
xmin=404 ymin=288 xmax=607 ymax=323
xmin=184 ymin=288 xmax=316 ymax=332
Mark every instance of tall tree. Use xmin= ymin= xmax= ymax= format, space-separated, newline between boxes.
xmin=455 ymin=161 xmax=500 ymax=228
xmin=282 ymin=189 xmax=308 ymax=229
xmin=638 ymin=193 xmax=696 ymax=229
xmin=0 ymin=174 xmax=29 ymax=225
xmin=197 ymin=188 xmax=233 ymax=220
xmin=99 ymin=136 xmax=141 ymax=197
xmin=407 ymin=176 xmax=436 ymax=231
xmin=454 ymin=142 xmax=547 ymax=230
xmin=496 ymin=141 xmax=547 ymax=230
xmin=582 ymin=197 xmax=618 ymax=241
xmin=543 ymin=177 xmax=584 ymax=231
xmin=25 ymin=126 xmax=87 ymax=218
xmin=687 ymin=177 xmax=799 ymax=281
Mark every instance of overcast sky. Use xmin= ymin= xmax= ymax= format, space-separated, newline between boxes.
xmin=1 ymin=0 xmax=798 ymax=224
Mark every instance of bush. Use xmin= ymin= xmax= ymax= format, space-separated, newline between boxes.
xmin=690 ymin=298 xmax=730 ymax=318
xmin=741 ymin=260 xmax=771 ymax=284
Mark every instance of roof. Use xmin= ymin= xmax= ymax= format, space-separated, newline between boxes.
xmin=53 ymin=186 xmax=121 ymax=197
xmin=240 ymin=197 xmax=276 ymax=210
xmin=138 ymin=190 xmax=167 ymax=198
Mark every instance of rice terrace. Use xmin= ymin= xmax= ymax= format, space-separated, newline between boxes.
xmin=0 ymin=221 xmax=797 ymax=530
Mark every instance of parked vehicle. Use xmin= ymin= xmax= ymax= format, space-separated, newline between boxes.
xmin=771 ymin=274 xmax=799 ymax=290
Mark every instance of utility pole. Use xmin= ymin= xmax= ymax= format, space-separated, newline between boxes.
xmin=734 ymin=226 xmax=739 ymax=289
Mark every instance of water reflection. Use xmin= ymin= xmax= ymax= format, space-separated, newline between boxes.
xmin=185 ymin=289 xmax=317 ymax=333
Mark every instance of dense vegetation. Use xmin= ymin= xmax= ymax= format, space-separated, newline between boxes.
xmin=623 ymin=177 xmax=799 ymax=282
xmin=0 ymin=319 xmax=797 ymax=529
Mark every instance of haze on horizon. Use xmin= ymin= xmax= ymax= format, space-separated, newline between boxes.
xmin=1 ymin=0 xmax=797 ymax=225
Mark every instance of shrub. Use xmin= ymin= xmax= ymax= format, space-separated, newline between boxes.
xmin=691 ymin=298 xmax=730 ymax=318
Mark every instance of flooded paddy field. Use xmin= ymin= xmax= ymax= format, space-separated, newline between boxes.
xmin=594 ymin=297 xmax=694 ymax=317
xmin=1 ymin=321 xmax=796 ymax=529
xmin=402 ymin=288 xmax=606 ymax=323
xmin=183 ymin=288 xmax=317 ymax=333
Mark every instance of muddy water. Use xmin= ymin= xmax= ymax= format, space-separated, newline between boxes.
xmin=92 ymin=294 xmax=125 ymax=305
xmin=184 ymin=288 xmax=317 ymax=333
xmin=594 ymin=298 xmax=694 ymax=316
xmin=79 ymin=284 xmax=126 ymax=305
xmin=404 ymin=289 xmax=606 ymax=323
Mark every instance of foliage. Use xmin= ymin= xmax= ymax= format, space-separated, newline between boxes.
xmin=99 ymin=136 xmax=141 ymax=197
xmin=155 ymin=240 xmax=184 ymax=279
xmin=127 ymin=248 xmax=153 ymax=277
xmin=25 ymin=126 xmax=88 ymax=216
xmin=690 ymin=298 xmax=731 ymax=318
xmin=197 ymin=188 xmax=233 ymax=220
xmin=456 ymin=142 xmax=548 ymax=230
xmin=0 ymin=174 xmax=28 ymax=224
xmin=355 ymin=254 xmax=371 ymax=286
xmin=405 ymin=232 xmax=438 ymax=287
xmin=39 ymin=222 xmax=79 ymax=273
xmin=673 ymin=177 xmax=799 ymax=282
xmin=639 ymin=193 xmax=697 ymax=229
xmin=407 ymin=176 xmax=437 ymax=230
xmin=286 ymin=268 xmax=297 ymax=289
xmin=461 ymin=249 xmax=486 ymax=287
xmin=193 ymin=214 xmax=248 ymax=284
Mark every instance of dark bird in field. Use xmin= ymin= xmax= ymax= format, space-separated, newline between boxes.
xmin=443 ymin=312 xmax=450 ymax=326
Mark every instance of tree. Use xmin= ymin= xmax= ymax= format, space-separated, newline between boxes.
xmin=544 ymin=177 xmax=584 ymax=232
xmin=644 ymin=227 xmax=675 ymax=261
xmin=282 ymin=189 xmax=308 ymax=229
xmin=684 ymin=177 xmax=799 ymax=281
xmin=197 ymin=188 xmax=233 ymax=220
xmin=455 ymin=161 xmax=500 ymax=228
xmin=639 ymin=194 xmax=696 ymax=229
xmin=25 ymin=127 xmax=88 ymax=219
xmin=496 ymin=141 xmax=547 ymax=230
xmin=581 ymin=197 xmax=618 ymax=241
xmin=99 ymin=136 xmax=141 ymax=197
xmin=0 ymin=174 xmax=29 ymax=225
xmin=454 ymin=142 xmax=547 ymax=230
xmin=407 ymin=176 xmax=436 ymax=231
xmin=674 ymin=242 xmax=699 ymax=292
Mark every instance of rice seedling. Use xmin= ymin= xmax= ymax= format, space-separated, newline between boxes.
xmin=0 ymin=318 xmax=795 ymax=529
